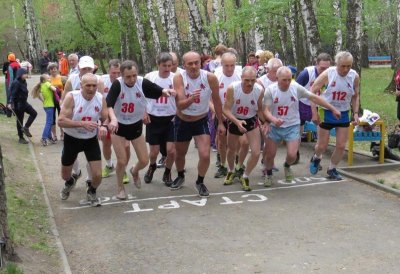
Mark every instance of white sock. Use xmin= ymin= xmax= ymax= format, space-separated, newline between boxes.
xmin=328 ymin=162 xmax=336 ymax=170
xmin=243 ymin=173 xmax=249 ymax=178
xmin=72 ymin=160 xmax=80 ymax=174
xmin=86 ymin=162 xmax=92 ymax=181
xmin=105 ymin=158 xmax=113 ymax=167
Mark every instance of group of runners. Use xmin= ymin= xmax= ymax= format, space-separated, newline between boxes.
xmin=57 ymin=47 xmax=359 ymax=206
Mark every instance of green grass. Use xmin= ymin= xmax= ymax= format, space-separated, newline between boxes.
xmin=0 ymin=85 xmax=56 ymax=272
xmin=0 ymin=263 xmax=24 ymax=274
xmin=377 ymin=178 xmax=385 ymax=184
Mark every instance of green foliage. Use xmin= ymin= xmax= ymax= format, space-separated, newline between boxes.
xmin=0 ymin=263 xmax=24 ymax=274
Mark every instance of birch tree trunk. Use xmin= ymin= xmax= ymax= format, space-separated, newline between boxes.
xmin=0 ymin=145 xmax=14 ymax=261
xmin=167 ymin=0 xmax=181 ymax=55
xmin=212 ymin=0 xmax=224 ymax=44
xmin=332 ymin=0 xmax=342 ymax=56
xmin=118 ymin=0 xmax=128 ymax=60
xmin=285 ymin=2 xmax=297 ymax=65
xmin=185 ymin=0 xmax=211 ymax=54
xmin=188 ymin=13 xmax=200 ymax=51
xmin=235 ymin=0 xmax=247 ymax=65
xmin=385 ymin=0 xmax=400 ymax=92
xmin=23 ymin=0 xmax=42 ymax=70
xmin=346 ymin=0 xmax=362 ymax=74
xmin=220 ymin=0 xmax=228 ymax=43
xmin=129 ymin=0 xmax=151 ymax=72
xmin=299 ymin=0 xmax=321 ymax=62
xmin=11 ymin=4 xmax=25 ymax=59
xmin=294 ymin=0 xmax=307 ymax=71
xmin=147 ymin=0 xmax=161 ymax=56
xmin=277 ymin=19 xmax=288 ymax=62
xmin=249 ymin=0 xmax=264 ymax=50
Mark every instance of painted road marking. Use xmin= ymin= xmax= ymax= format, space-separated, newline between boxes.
xmin=62 ymin=177 xmax=346 ymax=210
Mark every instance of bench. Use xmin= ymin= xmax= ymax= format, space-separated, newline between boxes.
xmin=303 ymin=121 xmax=385 ymax=166
xmin=368 ymin=56 xmax=391 ymax=65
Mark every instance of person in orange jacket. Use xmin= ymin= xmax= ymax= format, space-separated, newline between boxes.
xmin=57 ymin=52 xmax=69 ymax=76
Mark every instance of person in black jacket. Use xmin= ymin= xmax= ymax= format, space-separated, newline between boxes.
xmin=39 ymin=50 xmax=50 ymax=74
xmin=7 ymin=68 xmax=37 ymax=144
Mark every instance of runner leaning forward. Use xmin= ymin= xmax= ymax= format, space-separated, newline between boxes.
xmin=58 ymin=73 xmax=108 ymax=206
xmin=106 ymin=60 xmax=175 ymax=200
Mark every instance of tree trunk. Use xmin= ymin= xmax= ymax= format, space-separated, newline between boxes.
xmin=235 ymin=0 xmax=247 ymax=65
xmin=220 ymin=0 xmax=228 ymax=44
xmin=285 ymin=2 xmax=297 ymax=65
xmin=157 ymin=0 xmax=181 ymax=55
xmin=299 ymin=0 xmax=321 ymax=62
xmin=11 ymin=4 xmax=25 ymax=59
xmin=147 ymin=0 xmax=161 ymax=57
xmin=118 ymin=0 xmax=128 ymax=60
xmin=385 ymin=0 xmax=400 ymax=92
xmin=346 ymin=0 xmax=362 ymax=74
xmin=294 ymin=0 xmax=307 ymax=72
xmin=332 ymin=0 xmax=342 ymax=56
xmin=23 ymin=0 xmax=42 ymax=70
xmin=277 ymin=19 xmax=288 ymax=63
xmin=0 ymin=145 xmax=14 ymax=261
xmin=185 ymin=0 xmax=211 ymax=54
xmin=249 ymin=0 xmax=264 ymax=51
xmin=129 ymin=0 xmax=152 ymax=73
xmin=361 ymin=19 xmax=369 ymax=68
xmin=212 ymin=0 xmax=224 ymax=44
xmin=188 ymin=12 xmax=200 ymax=51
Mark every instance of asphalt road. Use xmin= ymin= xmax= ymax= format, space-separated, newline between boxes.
xmin=14 ymin=75 xmax=400 ymax=273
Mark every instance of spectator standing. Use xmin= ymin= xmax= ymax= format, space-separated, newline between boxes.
xmin=57 ymin=52 xmax=69 ymax=76
xmin=39 ymin=50 xmax=50 ymax=74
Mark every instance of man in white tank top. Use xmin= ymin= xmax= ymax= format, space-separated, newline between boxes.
xmin=58 ymin=74 xmax=108 ymax=206
xmin=100 ymin=59 xmax=131 ymax=183
xmin=223 ymin=67 xmax=266 ymax=191
xmin=213 ymin=52 xmax=245 ymax=179
xmin=296 ymin=53 xmax=332 ymax=164
xmin=263 ymin=67 xmax=340 ymax=187
xmin=107 ymin=60 xmax=175 ymax=200
xmin=309 ymin=51 xmax=360 ymax=180
xmin=171 ymin=51 xmax=226 ymax=197
xmin=143 ymin=52 xmax=176 ymax=187
xmin=61 ymin=56 xmax=105 ymax=188
xmin=257 ymin=58 xmax=283 ymax=174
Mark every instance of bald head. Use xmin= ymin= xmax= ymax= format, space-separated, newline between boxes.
xmin=182 ymin=51 xmax=201 ymax=64
xmin=242 ymin=66 xmax=257 ymax=77
xmin=277 ymin=66 xmax=292 ymax=78
xmin=81 ymin=73 xmax=97 ymax=85
xmin=276 ymin=67 xmax=293 ymax=91
xmin=266 ymin=58 xmax=283 ymax=71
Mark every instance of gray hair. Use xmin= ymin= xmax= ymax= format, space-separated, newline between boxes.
xmin=242 ymin=66 xmax=257 ymax=75
xmin=156 ymin=52 xmax=173 ymax=65
xmin=108 ymin=59 xmax=121 ymax=69
xmin=68 ymin=53 xmax=78 ymax=61
xmin=120 ymin=60 xmax=139 ymax=74
xmin=221 ymin=52 xmax=237 ymax=63
xmin=335 ymin=51 xmax=353 ymax=64
xmin=276 ymin=66 xmax=292 ymax=77
xmin=266 ymin=58 xmax=283 ymax=70
xmin=81 ymin=73 xmax=97 ymax=84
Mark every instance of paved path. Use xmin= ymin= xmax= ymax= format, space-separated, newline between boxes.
xmin=21 ymin=75 xmax=400 ymax=273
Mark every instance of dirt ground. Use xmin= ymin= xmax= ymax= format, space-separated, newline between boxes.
xmin=351 ymin=168 xmax=400 ymax=190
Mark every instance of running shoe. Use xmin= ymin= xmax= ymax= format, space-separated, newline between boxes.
xmin=87 ymin=190 xmax=101 ymax=207
xmin=41 ymin=138 xmax=47 ymax=146
xmin=223 ymin=171 xmax=235 ymax=185
xmin=284 ymin=165 xmax=294 ymax=182
xmin=122 ymin=172 xmax=129 ymax=184
xmin=234 ymin=166 xmax=245 ymax=179
xmin=240 ymin=177 xmax=251 ymax=191
xmin=22 ymin=127 xmax=32 ymax=137
xmin=327 ymin=168 xmax=343 ymax=181
xmin=162 ymin=173 xmax=173 ymax=187
xmin=102 ymin=164 xmax=115 ymax=178
xmin=195 ymin=183 xmax=210 ymax=197
xmin=144 ymin=165 xmax=156 ymax=184
xmin=214 ymin=165 xmax=228 ymax=178
xmin=170 ymin=176 xmax=185 ymax=190
xmin=309 ymin=156 xmax=321 ymax=175
xmin=18 ymin=138 xmax=28 ymax=144
xmin=60 ymin=177 xmax=76 ymax=200
xmin=264 ymin=175 xmax=273 ymax=187
xmin=157 ymin=156 xmax=166 ymax=168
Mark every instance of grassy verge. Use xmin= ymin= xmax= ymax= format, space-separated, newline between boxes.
xmin=0 ymin=86 xmax=57 ymax=273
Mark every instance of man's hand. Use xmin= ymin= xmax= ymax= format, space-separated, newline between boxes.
xmin=236 ymin=120 xmax=247 ymax=133
xmin=81 ymin=121 xmax=98 ymax=131
xmin=273 ymin=118 xmax=284 ymax=127
xmin=217 ymin=122 xmax=226 ymax=136
xmin=261 ymin=123 xmax=270 ymax=135
xmin=143 ymin=111 xmax=151 ymax=125
xmin=353 ymin=113 xmax=360 ymax=126
xmin=98 ymin=126 xmax=108 ymax=140
xmin=189 ymin=89 xmax=201 ymax=103
xmin=108 ymin=118 xmax=119 ymax=134
xmin=332 ymin=108 xmax=341 ymax=120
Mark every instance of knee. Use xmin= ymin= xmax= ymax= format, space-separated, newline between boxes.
xmin=251 ymin=150 xmax=261 ymax=159
xmin=116 ymin=156 xmax=128 ymax=166
xmin=167 ymin=148 xmax=176 ymax=159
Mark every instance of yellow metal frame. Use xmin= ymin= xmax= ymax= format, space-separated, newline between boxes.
xmin=348 ymin=120 xmax=385 ymax=166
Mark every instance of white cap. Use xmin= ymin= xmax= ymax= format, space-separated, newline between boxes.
xmin=255 ymin=50 xmax=264 ymax=57
xmin=78 ymin=56 xmax=95 ymax=69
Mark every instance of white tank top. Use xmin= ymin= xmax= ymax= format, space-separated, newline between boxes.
xmin=63 ymin=90 xmax=103 ymax=139
xmin=69 ymin=74 xmax=101 ymax=91
xmin=181 ymin=69 xmax=212 ymax=116
xmin=321 ymin=67 xmax=356 ymax=112
xmin=145 ymin=71 xmax=176 ymax=116
xmin=113 ymin=77 xmax=148 ymax=125
xmin=214 ymin=70 xmax=241 ymax=105
xmin=299 ymin=66 xmax=317 ymax=106
xmin=258 ymin=74 xmax=276 ymax=89
xmin=269 ymin=83 xmax=301 ymax=128
xmin=101 ymin=74 xmax=112 ymax=96
xmin=231 ymin=81 xmax=262 ymax=119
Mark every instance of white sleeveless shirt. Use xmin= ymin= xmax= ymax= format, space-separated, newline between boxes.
xmin=267 ymin=82 xmax=311 ymax=128
xmin=101 ymin=74 xmax=112 ymax=96
xmin=321 ymin=67 xmax=356 ymax=112
xmin=113 ymin=77 xmax=148 ymax=125
xmin=214 ymin=70 xmax=241 ymax=105
xmin=231 ymin=81 xmax=262 ymax=119
xmin=181 ymin=69 xmax=212 ymax=116
xmin=63 ymin=90 xmax=103 ymax=139
xmin=258 ymin=74 xmax=276 ymax=89
xmin=69 ymin=73 xmax=101 ymax=90
xmin=145 ymin=71 xmax=176 ymax=116
xmin=299 ymin=66 xmax=317 ymax=106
